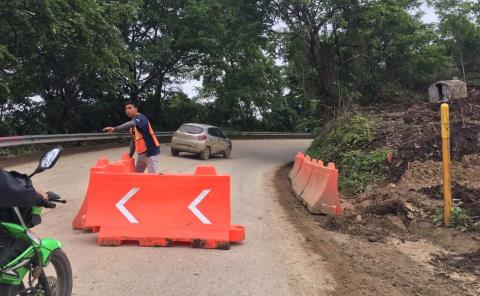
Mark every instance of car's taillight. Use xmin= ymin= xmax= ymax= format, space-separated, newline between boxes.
xmin=197 ymin=135 xmax=207 ymax=140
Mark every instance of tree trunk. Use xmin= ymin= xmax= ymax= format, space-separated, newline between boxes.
xmin=135 ymin=77 xmax=164 ymax=127
xmin=153 ymin=78 xmax=164 ymax=122
xmin=308 ymin=32 xmax=339 ymax=120
xmin=55 ymin=79 xmax=80 ymax=133
xmin=460 ymin=50 xmax=466 ymax=83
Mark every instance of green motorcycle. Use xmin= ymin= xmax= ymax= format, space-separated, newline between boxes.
xmin=0 ymin=147 xmax=72 ymax=295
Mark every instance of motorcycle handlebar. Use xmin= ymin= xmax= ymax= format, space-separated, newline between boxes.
xmin=42 ymin=200 xmax=56 ymax=209
xmin=46 ymin=191 xmax=67 ymax=205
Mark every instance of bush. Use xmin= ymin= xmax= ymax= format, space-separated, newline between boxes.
xmin=339 ymin=148 xmax=391 ymax=193
xmin=307 ymin=114 xmax=374 ymax=163
xmin=307 ymin=113 xmax=391 ymax=194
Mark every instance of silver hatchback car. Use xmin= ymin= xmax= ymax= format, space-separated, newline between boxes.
xmin=170 ymin=123 xmax=232 ymax=160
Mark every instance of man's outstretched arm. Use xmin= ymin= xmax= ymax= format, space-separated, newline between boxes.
xmin=103 ymin=120 xmax=137 ymax=133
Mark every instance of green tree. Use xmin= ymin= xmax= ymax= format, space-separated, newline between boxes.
xmin=0 ymin=0 xmax=127 ymax=133
xmin=276 ymin=0 xmax=454 ymax=115
xmin=198 ymin=0 xmax=284 ymax=130
xmin=339 ymin=0 xmax=453 ymax=101
xmin=117 ymin=0 xmax=217 ymax=117
xmin=0 ymin=0 xmax=473 ymax=136
xmin=430 ymin=0 xmax=480 ymax=83
xmin=273 ymin=0 xmax=362 ymax=119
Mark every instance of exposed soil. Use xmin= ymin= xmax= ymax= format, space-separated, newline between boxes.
xmin=327 ymin=154 xmax=480 ymax=284
xmin=274 ymin=164 xmax=480 ymax=295
xmin=432 ymin=250 xmax=480 ymax=277
xmin=364 ymin=87 xmax=480 ymax=181
xmin=274 ymin=88 xmax=480 ymax=293
xmin=316 ymin=154 xmax=478 ymax=239
xmin=313 ymin=88 xmax=480 ymax=284
xmin=419 ymin=182 xmax=480 ymax=218
xmin=274 ymin=89 xmax=480 ymax=294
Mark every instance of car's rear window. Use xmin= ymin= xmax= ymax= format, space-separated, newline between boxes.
xmin=179 ymin=124 xmax=204 ymax=134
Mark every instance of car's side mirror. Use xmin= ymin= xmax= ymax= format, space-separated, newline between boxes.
xmin=30 ymin=146 xmax=63 ymax=177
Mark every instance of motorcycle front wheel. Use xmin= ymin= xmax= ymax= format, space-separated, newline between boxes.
xmin=0 ymin=248 xmax=73 ymax=296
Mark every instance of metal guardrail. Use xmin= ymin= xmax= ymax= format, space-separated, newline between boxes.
xmin=0 ymin=132 xmax=312 ymax=148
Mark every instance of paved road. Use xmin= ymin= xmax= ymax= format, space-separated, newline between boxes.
xmin=5 ymin=140 xmax=334 ymax=296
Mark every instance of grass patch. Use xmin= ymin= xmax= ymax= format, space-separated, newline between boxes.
xmin=339 ymin=149 xmax=391 ymax=193
xmin=433 ymin=207 xmax=470 ymax=228
xmin=307 ymin=114 xmax=391 ymax=194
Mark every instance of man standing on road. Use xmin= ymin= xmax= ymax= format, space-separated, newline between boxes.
xmin=103 ymin=101 xmax=160 ymax=173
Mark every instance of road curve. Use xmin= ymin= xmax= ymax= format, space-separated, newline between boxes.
xmin=4 ymin=140 xmax=334 ymax=296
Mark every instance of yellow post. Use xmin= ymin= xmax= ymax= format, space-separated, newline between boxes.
xmin=441 ymin=103 xmax=452 ymax=226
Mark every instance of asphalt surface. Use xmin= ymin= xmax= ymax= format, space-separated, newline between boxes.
xmin=4 ymin=140 xmax=334 ymax=296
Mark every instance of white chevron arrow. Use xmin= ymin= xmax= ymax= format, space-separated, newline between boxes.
xmin=116 ymin=188 xmax=140 ymax=224
xmin=188 ymin=189 xmax=212 ymax=224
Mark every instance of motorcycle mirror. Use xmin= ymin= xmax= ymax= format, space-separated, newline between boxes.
xmin=30 ymin=146 xmax=63 ymax=178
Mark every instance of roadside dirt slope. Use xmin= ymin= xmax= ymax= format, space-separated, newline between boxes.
xmin=275 ymin=165 xmax=480 ymax=295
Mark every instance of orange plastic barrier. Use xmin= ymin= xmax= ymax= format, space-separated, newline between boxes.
xmin=300 ymin=161 xmax=343 ymax=216
xmin=72 ymin=154 xmax=135 ymax=230
xmin=72 ymin=155 xmax=245 ymax=249
xmin=292 ymin=156 xmax=314 ymax=197
xmin=288 ymin=152 xmax=305 ymax=181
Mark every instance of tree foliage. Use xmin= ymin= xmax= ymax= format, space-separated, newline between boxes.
xmin=0 ymin=0 xmax=478 ymax=135
xmin=429 ymin=0 xmax=480 ymax=83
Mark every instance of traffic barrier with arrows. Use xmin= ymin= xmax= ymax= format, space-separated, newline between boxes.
xmin=73 ymin=154 xmax=245 ymax=249
xmin=289 ymin=153 xmax=343 ymax=216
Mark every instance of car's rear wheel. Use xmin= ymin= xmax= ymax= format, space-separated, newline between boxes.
xmin=200 ymin=147 xmax=210 ymax=160
xmin=171 ymin=148 xmax=179 ymax=156
xmin=223 ymin=146 xmax=232 ymax=158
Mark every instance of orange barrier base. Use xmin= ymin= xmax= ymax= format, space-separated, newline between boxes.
xmin=97 ymin=225 xmax=245 ymax=249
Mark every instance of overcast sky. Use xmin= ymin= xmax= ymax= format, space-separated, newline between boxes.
xmin=421 ymin=2 xmax=438 ymax=23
